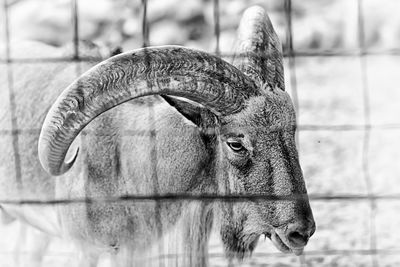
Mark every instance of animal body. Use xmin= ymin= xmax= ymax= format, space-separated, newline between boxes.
xmin=0 ymin=6 xmax=315 ymax=267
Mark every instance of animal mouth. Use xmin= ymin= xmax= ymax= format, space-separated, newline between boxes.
xmin=265 ymin=232 xmax=304 ymax=256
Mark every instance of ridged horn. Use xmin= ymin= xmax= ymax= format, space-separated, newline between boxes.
xmin=232 ymin=6 xmax=285 ymax=90
xmin=38 ymin=45 xmax=257 ymax=176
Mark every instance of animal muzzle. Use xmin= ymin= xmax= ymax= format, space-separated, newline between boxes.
xmin=267 ymin=217 xmax=315 ymax=255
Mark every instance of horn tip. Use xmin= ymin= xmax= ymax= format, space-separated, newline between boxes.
xmin=38 ymin=135 xmax=77 ymax=177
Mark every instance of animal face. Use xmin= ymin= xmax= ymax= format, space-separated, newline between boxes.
xmin=217 ymin=89 xmax=315 ymax=257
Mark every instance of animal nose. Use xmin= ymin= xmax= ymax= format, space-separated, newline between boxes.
xmin=287 ymin=230 xmax=308 ymax=247
xmin=286 ymin=220 xmax=316 ymax=248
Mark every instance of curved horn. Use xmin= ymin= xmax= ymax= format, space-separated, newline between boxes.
xmin=38 ymin=45 xmax=257 ymax=176
xmin=232 ymin=6 xmax=285 ymax=90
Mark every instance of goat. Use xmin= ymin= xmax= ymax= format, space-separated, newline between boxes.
xmin=0 ymin=6 xmax=315 ymax=266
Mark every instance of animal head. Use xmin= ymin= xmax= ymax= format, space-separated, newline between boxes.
xmin=216 ymin=89 xmax=314 ymax=257
xmin=38 ymin=5 xmax=314 ymax=259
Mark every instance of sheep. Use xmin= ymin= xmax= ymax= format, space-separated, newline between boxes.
xmin=0 ymin=5 xmax=315 ymax=266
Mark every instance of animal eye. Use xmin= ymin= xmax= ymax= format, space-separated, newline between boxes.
xmin=227 ymin=141 xmax=245 ymax=152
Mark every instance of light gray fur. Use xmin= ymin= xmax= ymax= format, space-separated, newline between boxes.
xmin=0 ymin=6 xmax=315 ymax=267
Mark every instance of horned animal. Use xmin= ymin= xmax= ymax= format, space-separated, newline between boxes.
xmin=0 ymin=6 xmax=315 ymax=267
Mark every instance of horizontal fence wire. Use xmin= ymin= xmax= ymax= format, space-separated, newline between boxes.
xmin=357 ymin=0 xmax=377 ymax=265
xmin=1 ymin=249 xmax=400 ymax=260
xmin=1 ymin=0 xmax=400 ymax=265
xmin=2 ymin=193 xmax=400 ymax=205
xmin=1 ymin=49 xmax=400 ymax=64
xmin=2 ymin=49 xmax=400 ymax=65
xmin=1 ymin=123 xmax=400 ymax=137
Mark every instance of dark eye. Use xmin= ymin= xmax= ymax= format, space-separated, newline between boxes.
xmin=227 ymin=141 xmax=245 ymax=152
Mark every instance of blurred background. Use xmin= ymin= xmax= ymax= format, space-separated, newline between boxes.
xmin=1 ymin=0 xmax=400 ymax=266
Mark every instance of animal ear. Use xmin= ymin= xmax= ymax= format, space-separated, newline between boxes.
xmin=232 ymin=6 xmax=285 ymax=91
xmin=161 ymin=95 xmax=218 ymax=131
xmin=110 ymin=46 xmax=123 ymax=57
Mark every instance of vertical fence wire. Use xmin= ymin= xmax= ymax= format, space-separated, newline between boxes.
xmin=141 ymin=1 xmax=165 ymax=265
xmin=284 ymin=0 xmax=300 ymax=149
xmin=357 ymin=0 xmax=378 ymax=266
xmin=71 ymin=0 xmax=82 ymax=88
xmin=71 ymin=0 xmax=79 ymax=60
xmin=141 ymin=0 xmax=149 ymax=48
xmin=2 ymin=0 xmax=23 ymax=193
xmin=212 ymin=2 xmax=236 ymax=266
xmin=212 ymin=1 xmax=234 ymax=267
xmin=284 ymin=1 xmax=305 ymax=266
xmin=213 ymin=0 xmax=220 ymax=56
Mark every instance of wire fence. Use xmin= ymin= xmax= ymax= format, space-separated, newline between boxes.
xmin=1 ymin=0 xmax=400 ymax=266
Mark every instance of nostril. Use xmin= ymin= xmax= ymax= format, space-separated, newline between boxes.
xmin=310 ymin=223 xmax=316 ymax=237
xmin=288 ymin=231 xmax=308 ymax=247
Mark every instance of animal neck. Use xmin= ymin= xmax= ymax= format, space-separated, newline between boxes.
xmin=139 ymin=201 xmax=213 ymax=267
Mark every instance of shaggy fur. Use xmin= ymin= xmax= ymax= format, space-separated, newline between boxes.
xmin=0 ymin=6 xmax=315 ymax=267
